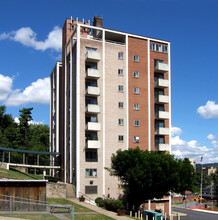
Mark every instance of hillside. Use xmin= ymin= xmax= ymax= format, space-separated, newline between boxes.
xmin=0 ymin=167 xmax=43 ymax=180
xmin=196 ymin=163 xmax=218 ymax=171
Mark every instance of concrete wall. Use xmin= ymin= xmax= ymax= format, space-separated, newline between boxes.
xmin=46 ymin=182 xmax=67 ymax=198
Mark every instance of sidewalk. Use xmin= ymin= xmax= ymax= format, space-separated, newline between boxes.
xmin=69 ymin=198 xmax=132 ymax=220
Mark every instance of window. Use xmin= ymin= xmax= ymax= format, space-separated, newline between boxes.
xmin=118 ymin=52 xmax=124 ymax=60
xmin=134 ymin=55 xmax=139 ymax=62
xmin=85 ymin=150 xmax=98 ymax=162
xmin=86 ymin=115 xmax=98 ymax=123
xmin=150 ymin=43 xmax=168 ymax=53
xmin=118 ymin=69 xmax=124 ymax=76
xmin=134 ymin=104 xmax=139 ymax=111
xmin=163 ymin=46 xmax=168 ymax=53
xmin=155 ymin=121 xmax=165 ymax=129
xmin=85 ymin=168 xmax=97 ymax=177
xmin=86 ymin=47 xmax=97 ymax=52
xmin=134 ymin=136 xmax=140 ymax=143
xmin=118 ymin=102 xmax=124 ymax=109
xmin=134 ymin=71 xmax=139 ymax=78
xmin=155 ymin=137 xmax=165 ymax=146
xmin=134 ymin=120 xmax=140 ymax=126
xmin=85 ymin=97 xmax=97 ymax=105
xmin=118 ymin=119 xmax=124 ymax=126
xmin=133 ymin=87 xmax=139 ymax=94
xmin=118 ymin=135 xmax=124 ymax=142
xmin=118 ymin=85 xmax=124 ymax=92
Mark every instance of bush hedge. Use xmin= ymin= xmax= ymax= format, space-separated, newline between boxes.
xmin=95 ymin=197 xmax=124 ymax=212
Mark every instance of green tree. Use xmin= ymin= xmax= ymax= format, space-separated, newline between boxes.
xmin=174 ymin=158 xmax=195 ymax=195
xmin=193 ymin=171 xmax=212 ymax=192
xmin=109 ymin=148 xmax=195 ymax=211
xmin=212 ymin=169 xmax=218 ymax=197
xmin=0 ymin=105 xmax=17 ymax=148
xmin=18 ymin=107 xmax=33 ymax=149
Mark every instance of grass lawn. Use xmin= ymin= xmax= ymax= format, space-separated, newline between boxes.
xmin=0 ymin=167 xmax=43 ymax=180
xmin=65 ymin=213 xmax=114 ymax=219
xmin=47 ymin=198 xmax=94 ymax=212
xmin=0 ymin=214 xmax=59 ymax=220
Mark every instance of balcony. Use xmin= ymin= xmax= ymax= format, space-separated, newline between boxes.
xmin=86 ymin=104 xmax=100 ymax=114
xmin=158 ymin=144 xmax=170 ymax=151
xmin=86 ymin=68 xmax=100 ymax=79
xmin=155 ymin=111 xmax=169 ymax=119
xmin=155 ymin=95 xmax=169 ymax=104
xmin=86 ymin=140 xmax=101 ymax=149
xmin=86 ymin=51 xmax=101 ymax=63
xmin=154 ymin=78 xmax=169 ymax=88
xmin=86 ymin=86 xmax=100 ymax=96
xmin=155 ymin=127 xmax=169 ymax=135
xmin=86 ymin=122 xmax=101 ymax=131
xmin=155 ymin=62 xmax=169 ymax=73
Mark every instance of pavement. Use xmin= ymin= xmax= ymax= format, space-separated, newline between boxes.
xmin=69 ymin=198 xmax=133 ymax=220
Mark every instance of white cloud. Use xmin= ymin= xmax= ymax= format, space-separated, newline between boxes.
xmin=171 ymin=126 xmax=182 ymax=136
xmin=171 ymin=127 xmax=218 ymax=163
xmin=171 ymin=135 xmax=216 ymax=163
xmin=207 ymin=134 xmax=218 ymax=149
xmin=197 ymin=101 xmax=218 ymax=119
xmin=4 ymin=77 xmax=50 ymax=106
xmin=14 ymin=117 xmax=43 ymax=125
xmin=0 ymin=26 xmax=62 ymax=52
xmin=0 ymin=74 xmax=13 ymax=101
xmin=207 ymin=134 xmax=216 ymax=140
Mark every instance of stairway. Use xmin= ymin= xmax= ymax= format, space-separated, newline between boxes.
xmin=66 ymin=183 xmax=76 ymax=198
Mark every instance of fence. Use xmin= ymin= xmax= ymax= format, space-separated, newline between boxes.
xmin=0 ymin=194 xmax=75 ymax=220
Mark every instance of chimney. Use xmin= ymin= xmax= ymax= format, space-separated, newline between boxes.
xmin=93 ymin=16 xmax=103 ymax=38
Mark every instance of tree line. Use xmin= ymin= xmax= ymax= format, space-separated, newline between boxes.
xmin=0 ymin=105 xmax=49 ymax=166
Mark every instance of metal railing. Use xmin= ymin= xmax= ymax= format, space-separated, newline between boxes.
xmin=0 ymin=194 xmax=74 ymax=219
xmin=78 ymin=192 xmax=96 ymax=205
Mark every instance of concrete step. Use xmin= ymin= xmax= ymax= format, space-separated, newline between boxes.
xmin=66 ymin=183 xmax=76 ymax=198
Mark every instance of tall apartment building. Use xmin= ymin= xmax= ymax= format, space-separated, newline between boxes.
xmin=50 ymin=16 xmax=171 ymax=211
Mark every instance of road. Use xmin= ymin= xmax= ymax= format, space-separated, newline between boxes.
xmin=173 ymin=207 xmax=218 ymax=220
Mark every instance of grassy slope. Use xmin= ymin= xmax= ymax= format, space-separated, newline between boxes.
xmin=0 ymin=167 xmax=43 ymax=180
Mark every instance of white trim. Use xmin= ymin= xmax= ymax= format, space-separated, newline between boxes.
xmin=147 ymin=39 xmax=151 ymax=152
xmin=169 ymin=195 xmax=172 ymax=216
xmin=168 ymin=43 xmax=171 ymax=154
xmin=64 ymin=48 xmax=67 ymax=183
xmin=56 ymin=63 xmax=60 ymax=154
xmin=102 ymin=29 xmax=106 ymax=196
xmin=69 ymin=38 xmax=73 ymax=183
xmin=49 ymin=71 xmax=52 ymax=176
xmin=76 ymin=24 xmax=81 ymax=197
xmin=126 ymin=34 xmax=129 ymax=150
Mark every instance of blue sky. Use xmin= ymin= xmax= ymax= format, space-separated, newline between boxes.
xmin=0 ymin=0 xmax=218 ymax=163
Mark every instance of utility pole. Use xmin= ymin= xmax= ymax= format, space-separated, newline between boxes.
xmin=200 ymin=155 xmax=203 ymax=203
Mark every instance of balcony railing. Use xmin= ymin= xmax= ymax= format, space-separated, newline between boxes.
xmin=155 ymin=111 xmax=169 ymax=119
xmin=155 ymin=62 xmax=169 ymax=73
xmin=155 ymin=127 xmax=169 ymax=135
xmin=86 ymin=86 xmax=100 ymax=96
xmin=86 ymin=69 xmax=101 ymax=79
xmin=155 ymin=95 xmax=169 ymax=104
xmin=85 ymin=51 xmax=101 ymax=63
xmin=86 ymin=122 xmax=101 ymax=131
xmin=86 ymin=140 xmax=101 ymax=149
xmin=154 ymin=78 xmax=169 ymax=88
xmin=158 ymin=144 xmax=170 ymax=151
xmin=86 ymin=104 xmax=100 ymax=114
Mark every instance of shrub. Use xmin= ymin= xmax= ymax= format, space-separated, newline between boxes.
xmin=95 ymin=197 xmax=105 ymax=207
xmin=104 ymin=199 xmax=124 ymax=212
